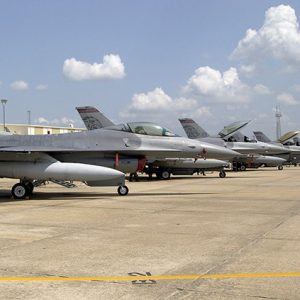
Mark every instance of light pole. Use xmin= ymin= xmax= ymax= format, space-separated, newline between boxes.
xmin=27 ymin=110 xmax=31 ymax=125
xmin=1 ymin=99 xmax=8 ymax=132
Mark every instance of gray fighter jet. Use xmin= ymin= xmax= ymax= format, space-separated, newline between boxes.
xmin=179 ymin=118 xmax=288 ymax=171
xmin=254 ymin=131 xmax=300 ymax=165
xmin=0 ymin=113 xmax=239 ymax=199
xmin=76 ymin=106 xmax=239 ymax=179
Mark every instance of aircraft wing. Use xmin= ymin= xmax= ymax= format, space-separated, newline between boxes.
xmin=0 ymin=146 xmax=188 ymax=159
xmin=0 ymin=146 xmax=84 ymax=152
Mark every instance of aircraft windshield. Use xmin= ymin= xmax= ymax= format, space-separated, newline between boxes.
xmin=105 ymin=122 xmax=177 ymax=137
xmin=105 ymin=124 xmax=131 ymax=132
xmin=127 ymin=122 xmax=176 ymax=136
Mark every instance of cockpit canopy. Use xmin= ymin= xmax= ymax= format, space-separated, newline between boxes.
xmin=105 ymin=122 xmax=177 ymax=137
xmin=218 ymin=120 xmax=251 ymax=138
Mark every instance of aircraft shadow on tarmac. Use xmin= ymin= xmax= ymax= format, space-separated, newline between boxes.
xmin=0 ymin=191 xmax=116 ymax=202
xmin=129 ymin=176 xmax=221 ymax=181
xmin=129 ymin=175 xmax=265 ymax=181
xmin=0 ymin=191 xmax=218 ymax=202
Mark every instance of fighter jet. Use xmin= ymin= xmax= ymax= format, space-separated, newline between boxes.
xmin=254 ymin=130 xmax=300 ymax=145
xmin=179 ymin=118 xmax=288 ymax=171
xmin=144 ymin=158 xmax=229 ymax=179
xmin=254 ymin=130 xmax=300 ymax=165
xmin=0 ymin=113 xmax=239 ymax=198
xmin=76 ymin=106 xmax=239 ymax=179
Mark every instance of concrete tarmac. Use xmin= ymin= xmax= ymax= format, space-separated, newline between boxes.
xmin=0 ymin=167 xmax=299 ymax=299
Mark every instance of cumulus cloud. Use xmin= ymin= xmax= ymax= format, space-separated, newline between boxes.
xmin=130 ymin=88 xmax=199 ymax=112
xmin=10 ymin=80 xmax=29 ymax=91
xmin=63 ymin=54 xmax=125 ymax=80
xmin=120 ymin=87 xmax=211 ymax=120
xmin=239 ymin=64 xmax=257 ymax=76
xmin=183 ymin=66 xmax=251 ymax=104
xmin=277 ymin=93 xmax=299 ymax=105
xmin=254 ymin=84 xmax=272 ymax=95
xmin=35 ymin=84 xmax=48 ymax=91
xmin=131 ymin=88 xmax=173 ymax=111
xmin=232 ymin=5 xmax=300 ymax=68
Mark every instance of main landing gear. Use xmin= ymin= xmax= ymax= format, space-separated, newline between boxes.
xmin=11 ymin=181 xmax=34 ymax=199
xmin=10 ymin=180 xmax=129 ymax=199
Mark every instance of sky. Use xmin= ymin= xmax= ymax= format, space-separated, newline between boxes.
xmin=1 ymin=0 xmax=300 ymax=139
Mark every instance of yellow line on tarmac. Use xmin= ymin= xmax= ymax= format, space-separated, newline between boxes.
xmin=0 ymin=272 xmax=300 ymax=282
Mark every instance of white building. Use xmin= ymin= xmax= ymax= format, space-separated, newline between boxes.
xmin=1 ymin=123 xmax=85 ymax=135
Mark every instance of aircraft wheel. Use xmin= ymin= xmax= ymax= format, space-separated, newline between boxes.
xmin=118 ymin=185 xmax=129 ymax=196
xmin=278 ymin=165 xmax=283 ymax=170
xmin=11 ymin=183 xmax=28 ymax=199
xmin=219 ymin=170 xmax=226 ymax=178
xmin=161 ymin=170 xmax=170 ymax=180
xmin=240 ymin=165 xmax=246 ymax=171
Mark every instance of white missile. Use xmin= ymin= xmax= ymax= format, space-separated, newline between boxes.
xmin=252 ymin=156 xmax=286 ymax=166
xmin=153 ymin=158 xmax=229 ymax=169
xmin=0 ymin=161 xmax=125 ymax=185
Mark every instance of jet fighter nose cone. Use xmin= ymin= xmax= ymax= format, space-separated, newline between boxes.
xmin=201 ymin=142 xmax=240 ymax=160
xmin=261 ymin=143 xmax=289 ymax=155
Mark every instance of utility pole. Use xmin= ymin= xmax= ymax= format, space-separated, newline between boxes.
xmin=275 ymin=106 xmax=282 ymax=140
xmin=1 ymin=99 xmax=8 ymax=131
xmin=27 ymin=110 xmax=31 ymax=125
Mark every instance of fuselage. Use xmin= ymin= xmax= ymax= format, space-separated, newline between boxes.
xmin=0 ymin=128 xmax=239 ymax=173
xmin=198 ymin=136 xmax=288 ymax=155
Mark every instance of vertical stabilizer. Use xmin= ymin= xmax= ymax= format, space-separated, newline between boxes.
xmin=253 ymin=131 xmax=272 ymax=143
xmin=179 ymin=118 xmax=210 ymax=139
xmin=76 ymin=106 xmax=115 ymax=130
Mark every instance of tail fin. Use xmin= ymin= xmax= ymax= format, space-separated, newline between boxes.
xmin=253 ymin=131 xmax=271 ymax=143
xmin=76 ymin=106 xmax=115 ymax=130
xmin=179 ymin=118 xmax=209 ymax=139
